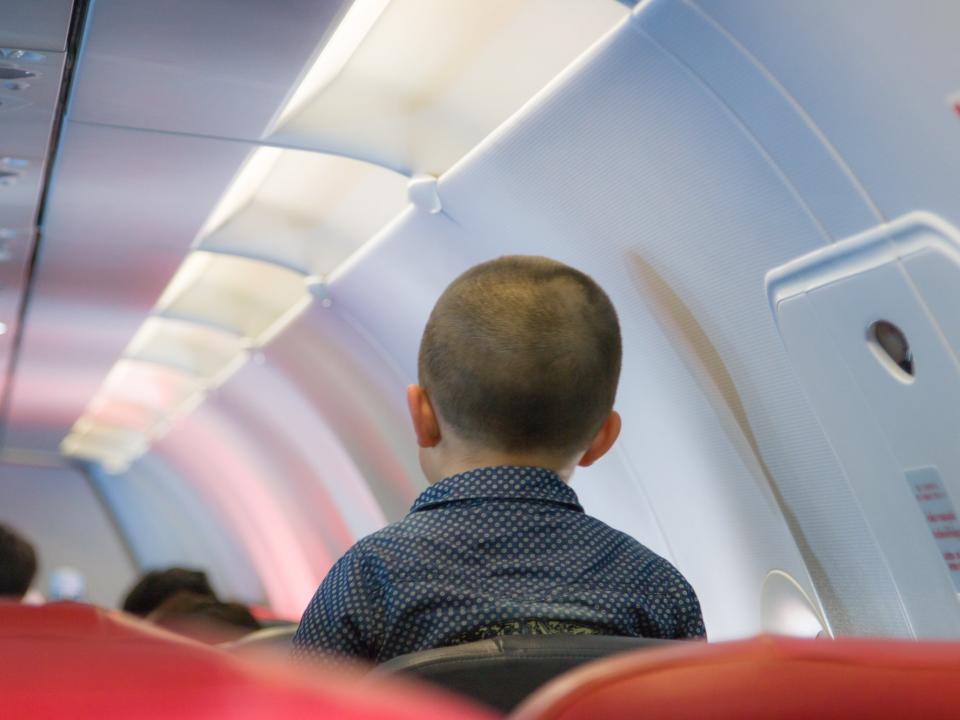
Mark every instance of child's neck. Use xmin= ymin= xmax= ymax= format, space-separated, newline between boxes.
xmin=423 ymin=441 xmax=579 ymax=486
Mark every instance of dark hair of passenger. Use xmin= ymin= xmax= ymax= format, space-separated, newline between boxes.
xmin=0 ymin=523 xmax=37 ymax=599
xmin=419 ymin=255 xmax=622 ymax=454
xmin=147 ymin=591 xmax=262 ymax=645
xmin=122 ymin=567 xmax=217 ymax=617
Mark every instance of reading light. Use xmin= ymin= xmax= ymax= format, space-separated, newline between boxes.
xmin=157 ymin=251 xmax=313 ymax=345
xmin=274 ymin=0 xmax=392 ymax=128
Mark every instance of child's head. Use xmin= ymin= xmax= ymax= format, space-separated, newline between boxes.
xmin=408 ymin=255 xmax=622 ymax=481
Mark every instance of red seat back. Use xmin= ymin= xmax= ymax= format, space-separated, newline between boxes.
xmin=513 ymin=635 xmax=960 ymax=720
xmin=0 ymin=602 xmax=496 ymax=720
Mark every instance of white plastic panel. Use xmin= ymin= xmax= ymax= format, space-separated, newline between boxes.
xmin=157 ymin=252 xmax=312 ymax=344
xmin=0 ymin=1 xmax=74 ymax=51
xmin=198 ymin=149 xmax=409 ymax=276
xmin=153 ymin=400 xmax=325 ymax=617
xmin=62 ymin=359 xmax=205 ymax=471
xmin=329 ymin=206 xmax=486 ymax=376
xmin=92 ymin=455 xmax=266 ymax=607
xmin=271 ymin=0 xmax=628 ymax=174
xmin=261 ymin=300 xmax=425 ymax=522
xmin=633 ymin=0 xmax=880 ymax=240
xmin=125 ymin=317 xmax=248 ymax=384
xmin=67 ymin=0 xmax=350 ymax=139
xmin=98 ymin=360 xmax=201 ymax=416
xmin=692 ymin=0 xmax=960 ymax=230
xmin=768 ymin=212 xmax=960 ymax=637
xmin=761 ymin=571 xmax=829 ymax=638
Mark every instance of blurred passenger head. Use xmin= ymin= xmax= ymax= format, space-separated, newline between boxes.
xmin=123 ymin=567 xmax=216 ymax=617
xmin=0 ymin=523 xmax=38 ymax=600
xmin=147 ymin=591 xmax=261 ymax=644
xmin=412 ymin=256 xmax=622 ymax=479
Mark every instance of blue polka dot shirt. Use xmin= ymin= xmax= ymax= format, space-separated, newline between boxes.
xmin=293 ymin=466 xmax=705 ymax=663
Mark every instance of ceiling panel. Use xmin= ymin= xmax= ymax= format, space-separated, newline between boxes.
xmin=67 ymin=0 xmax=351 ymax=139
xmin=0 ymin=1 xmax=74 ymax=52
xmin=0 ymin=39 xmax=70 ymax=444
xmin=4 ymin=122 xmax=252 ymax=451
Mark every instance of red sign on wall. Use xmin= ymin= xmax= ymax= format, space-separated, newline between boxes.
xmin=949 ymin=91 xmax=960 ymax=119
xmin=907 ymin=467 xmax=960 ymax=592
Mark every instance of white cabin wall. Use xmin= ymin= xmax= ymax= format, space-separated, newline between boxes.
xmin=92 ymin=455 xmax=267 ymax=609
xmin=692 ymin=0 xmax=960 ymax=230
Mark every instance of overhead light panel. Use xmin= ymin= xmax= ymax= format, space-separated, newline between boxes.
xmin=62 ymin=249 xmax=314 ymax=473
xmin=157 ymin=251 xmax=313 ymax=345
xmin=197 ymin=149 xmax=408 ymax=276
xmin=274 ymin=0 xmax=393 ymax=128
xmin=269 ymin=0 xmax=628 ymax=174
xmin=62 ymin=361 xmax=204 ymax=472
xmin=85 ymin=396 xmax=166 ymax=435
xmin=125 ymin=316 xmax=249 ymax=386
xmin=198 ymin=147 xmax=283 ymax=238
xmin=98 ymin=359 xmax=202 ymax=414
xmin=61 ymin=423 xmax=151 ymax=475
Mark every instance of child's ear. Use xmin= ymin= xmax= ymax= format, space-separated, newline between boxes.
xmin=407 ymin=385 xmax=442 ymax=448
xmin=578 ymin=411 xmax=621 ymax=467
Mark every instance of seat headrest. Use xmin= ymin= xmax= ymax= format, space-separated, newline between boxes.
xmin=374 ymin=634 xmax=673 ymax=712
xmin=513 ymin=634 xmax=960 ymax=720
xmin=221 ymin=625 xmax=297 ymax=655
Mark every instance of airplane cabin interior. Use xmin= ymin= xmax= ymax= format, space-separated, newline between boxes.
xmin=1 ymin=0 xmax=959 ymax=717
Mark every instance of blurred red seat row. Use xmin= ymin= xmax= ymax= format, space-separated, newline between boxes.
xmin=5 ymin=603 xmax=960 ymax=719
xmin=0 ymin=602 xmax=493 ymax=720
xmin=514 ymin=633 xmax=960 ymax=720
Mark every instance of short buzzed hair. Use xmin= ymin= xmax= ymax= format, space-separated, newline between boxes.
xmin=419 ymin=256 xmax=621 ymax=454
xmin=0 ymin=523 xmax=37 ymax=598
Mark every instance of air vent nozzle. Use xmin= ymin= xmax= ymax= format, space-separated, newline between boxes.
xmin=0 ymin=67 xmax=34 ymax=80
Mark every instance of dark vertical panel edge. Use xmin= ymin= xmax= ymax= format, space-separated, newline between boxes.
xmin=0 ymin=0 xmax=93 ymax=448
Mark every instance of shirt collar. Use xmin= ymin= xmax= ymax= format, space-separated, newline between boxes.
xmin=410 ymin=466 xmax=584 ymax=513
